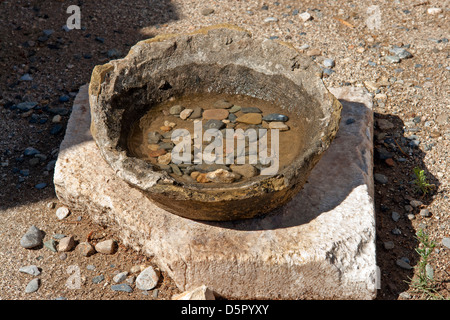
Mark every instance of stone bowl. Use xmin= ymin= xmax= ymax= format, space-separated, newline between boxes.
xmin=88 ymin=25 xmax=342 ymax=221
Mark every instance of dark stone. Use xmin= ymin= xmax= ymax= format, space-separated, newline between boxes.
xmin=241 ymin=107 xmax=262 ymax=113
xmin=262 ymin=113 xmax=289 ymax=122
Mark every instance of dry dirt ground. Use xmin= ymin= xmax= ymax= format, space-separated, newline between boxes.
xmin=0 ymin=0 xmax=448 ymax=301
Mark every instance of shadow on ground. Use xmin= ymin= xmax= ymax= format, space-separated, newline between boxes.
xmin=0 ymin=0 xmax=179 ymax=210
xmin=372 ymin=112 xmax=439 ymax=300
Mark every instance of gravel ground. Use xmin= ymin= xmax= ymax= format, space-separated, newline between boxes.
xmin=0 ymin=0 xmax=448 ymax=300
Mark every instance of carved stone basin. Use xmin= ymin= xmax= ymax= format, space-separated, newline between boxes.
xmin=88 ymin=25 xmax=342 ymax=221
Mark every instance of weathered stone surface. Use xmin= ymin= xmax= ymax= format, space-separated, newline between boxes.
xmin=172 ymin=285 xmax=215 ymax=300
xmin=54 ymin=85 xmax=375 ymax=299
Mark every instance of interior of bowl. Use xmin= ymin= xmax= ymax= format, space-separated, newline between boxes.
xmin=107 ymin=62 xmax=324 ymax=190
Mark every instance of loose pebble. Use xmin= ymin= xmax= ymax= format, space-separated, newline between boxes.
xmin=113 ymin=271 xmax=129 ymax=283
xmin=19 ymin=265 xmax=41 ymax=276
xmin=236 ymin=113 xmax=262 ymax=125
xmin=202 ymin=109 xmax=229 ymax=120
xmin=179 ymin=108 xmax=193 ymax=120
xmin=396 ymin=259 xmax=412 ymax=270
xmin=268 ymin=121 xmax=289 ymax=131
xmin=111 ymin=283 xmax=133 ymax=293
xmin=20 ymin=226 xmax=44 ymax=249
xmin=58 ymin=236 xmax=75 ymax=252
xmin=25 ymin=278 xmax=40 ymax=293
xmin=136 ymin=266 xmax=160 ymax=291
xmin=44 ymin=239 xmax=57 ymax=252
xmin=213 ymin=100 xmax=233 ymax=109
xmin=374 ymin=173 xmax=388 ymax=184
xmin=169 ymin=105 xmax=184 ymax=115
xmin=56 ymin=206 xmax=70 ymax=220
xmin=95 ymin=239 xmax=117 ymax=255
xmin=78 ymin=242 xmax=96 ymax=257
xmin=299 ymin=12 xmax=312 ymax=22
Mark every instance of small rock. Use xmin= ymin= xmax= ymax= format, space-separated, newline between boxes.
xmin=147 ymin=131 xmax=162 ymax=144
xmin=58 ymin=236 xmax=75 ymax=252
xmin=230 ymin=164 xmax=258 ymax=178
xmin=203 ymin=119 xmax=226 ymax=130
xmin=407 ymin=213 xmax=415 ymax=220
xmin=410 ymin=200 xmax=423 ymax=208
xmin=157 ymin=153 xmax=172 ymax=165
xmin=50 ymin=124 xmax=63 ymax=135
xmin=20 ymin=225 xmax=44 ymax=249
xmin=58 ymin=95 xmax=70 ymax=103
xmin=25 ymin=278 xmax=40 ymax=293
xmin=383 ymin=241 xmax=394 ymax=250
xmin=179 ymin=108 xmax=193 ymax=120
xmin=391 ymin=211 xmax=401 ymax=222
xmin=78 ymin=242 xmax=96 ymax=257
xmin=442 ymin=238 xmax=450 ymax=249
xmin=385 ymin=56 xmax=400 ymax=64
xmin=419 ymin=208 xmax=431 ymax=217
xmin=172 ymin=285 xmax=215 ymax=300
xmin=396 ymin=259 xmax=412 ymax=270
xmin=201 ymin=8 xmax=215 ymax=16
xmin=160 ymin=125 xmax=172 ymax=132
xmin=236 ymin=113 xmax=262 ymax=125
xmin=23 ymin=147 xmax=40 ymax=156
xmin=189 ymin=107 xmax=203 ymax=119
xmin=426 ymin=264 xmax=434 ymax=280
xmin=391 ymin=228 xmax=402 ymax=235
xmin=92 ymin=275 xmax=105 ymax=284
xmin=95 ymin=239 xmax=117 ymax=254
xmin=264 ymin=17 xmax=278 ymax=23
xmin=148 ymin=149 xmax=167 ymax=158
xmin=56 ymin=206 xmax=70 ymax=220
xmin=111 ymin=283 xmax=133 ymax=293
xmin=107 ymin=48 xmax=122 ymax=59
xmin=19 ymin=265 xmax=41 ymax=276
xmin=17 ymin=102 xmax=38 ymax=112
xmin=427 ymin=7 xmax=443 ymax=15
xmin=306 ymin=48 xmax=321 ymax=56
xmin=299 ymin=12 xmax=312 ymax=22
xmin=202 ymin=109 xmax=229 ymax=120
xmin=206 ymin=169 xmax=240 ymax=183
xmin=20 ymin=73 xmax=33 ymax=81
xmin=136 ymin=266 xmax=160 ymax=291
xmin=52 ymin=115 xmax=62 ymax=123
xmin=262 ymin=113 xmax=289 ymax=122
xmin=169 ymin=105 xmax=184 ymax=115
xmin=269 ymin=121 xmax=289 ymax=131
xmin=389 ymin=47 xmax=412 ymax=60
xmin=44 ymin=239 xmax=57 ymax=252
xmin=374 ymin=173 xmax=388 ymax=184
xmin=241 ymin=107 xmax=262 ymax=114
xmin=113 ymin=271 xmax=129 ymax=283
xmin=213 ymin=100 xmax=233 ymax=109
xmin=229 ymin=105 xmax=241 ymax=113
xmin=193 ymin=172 xmax=210 ymax=183
xmin=323 ymin=58 xmax=335 ymax=68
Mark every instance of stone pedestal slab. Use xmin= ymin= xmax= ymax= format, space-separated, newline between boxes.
xmin=54 ymin=85 xmax=376 ymax=299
